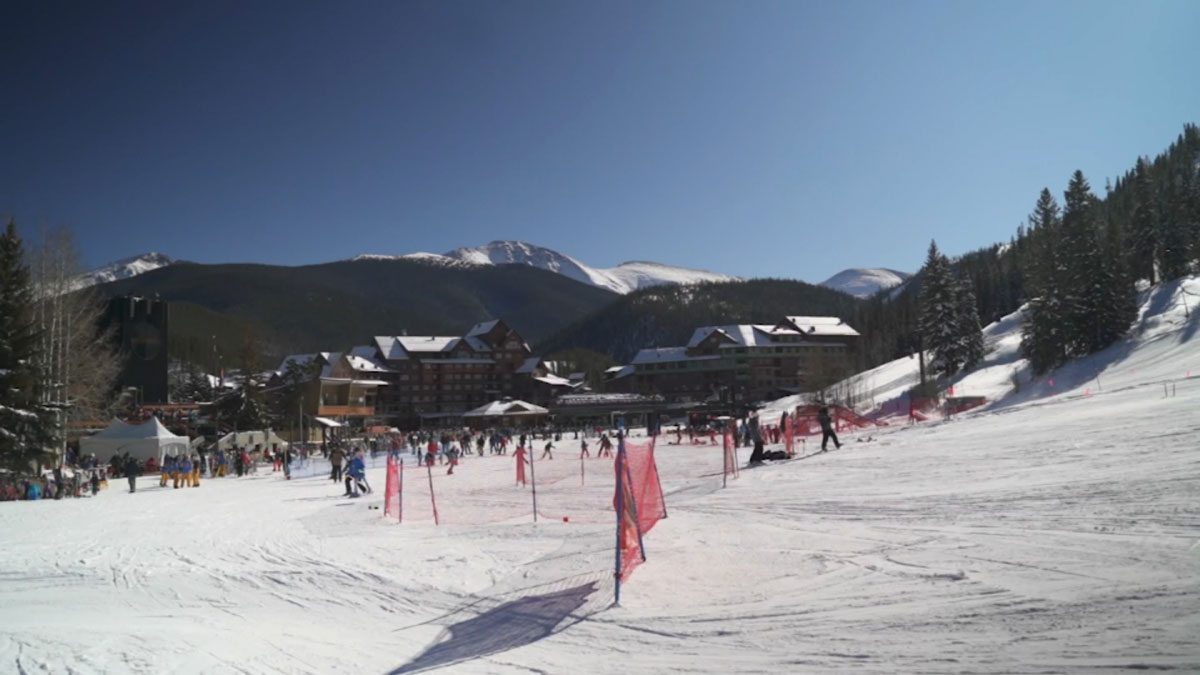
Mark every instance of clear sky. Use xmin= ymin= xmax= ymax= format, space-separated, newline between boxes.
xmin=2 ymin=0 xmax=1198 ymax=283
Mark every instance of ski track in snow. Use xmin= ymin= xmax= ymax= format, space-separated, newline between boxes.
xmin=3 ymin=278 xmax=1200 ymax=674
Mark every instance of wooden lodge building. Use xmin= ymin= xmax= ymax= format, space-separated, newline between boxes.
xmin=273 ymin=320 xmax=574 ymax=431
xmin=608 ymin=316 xmax=860 ymax=404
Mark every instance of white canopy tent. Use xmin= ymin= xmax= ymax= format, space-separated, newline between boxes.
xmin=462 ymin=399 xmax=549 ymax=419
xmin=80 ymin=418 xmax=191 ymax=463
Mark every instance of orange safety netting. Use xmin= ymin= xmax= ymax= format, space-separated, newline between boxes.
xmin=615 ymin=436 xmax=666 ymax=582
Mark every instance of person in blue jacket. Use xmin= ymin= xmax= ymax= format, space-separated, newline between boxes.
xmin=177 ymin=456 xmax=192 ymax=489
xmin=161 ymin=456 xmax=175 ymax=487
xmin=27 ymin=480 xmax=43 ymax=500
xmin=345 ymin=451 xmax=368 ymax=497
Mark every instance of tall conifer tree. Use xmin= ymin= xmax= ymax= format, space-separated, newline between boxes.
xmin=0 ymin=219 xmax=55 ymax=471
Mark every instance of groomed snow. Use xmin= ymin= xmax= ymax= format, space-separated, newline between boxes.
xmin=2 ymin=277 xmax=1198 ymax=674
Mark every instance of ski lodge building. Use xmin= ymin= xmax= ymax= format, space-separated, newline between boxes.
xmin=609 ymin=316 xmax=859 ymax=403
xmin=274 ymin=320 xmax=573 ymax=431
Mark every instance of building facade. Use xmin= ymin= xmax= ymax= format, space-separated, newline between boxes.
xmin=363 ymin=320 xmax=572 ymax=428
xmin=618 ymin=316 xmax=859 ymax=404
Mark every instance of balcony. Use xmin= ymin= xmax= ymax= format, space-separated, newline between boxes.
xmin=317 ymin=405 xmax=375 ymax=417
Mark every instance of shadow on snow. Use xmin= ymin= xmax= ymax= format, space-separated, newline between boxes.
xmin=390 ymin=581 xmax=600 ymax=673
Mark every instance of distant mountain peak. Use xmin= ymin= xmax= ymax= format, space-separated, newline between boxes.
xmin=439 ymin=241 xmax=737 ymax=294
xmin=819 ymin=268 xmax=911 ymax=298
xmin=74 ymin=252 xmax=175 ymax=290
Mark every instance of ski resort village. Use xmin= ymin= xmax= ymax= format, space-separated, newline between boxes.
xmin=3 ymin=3 xmax=1200 ymax=674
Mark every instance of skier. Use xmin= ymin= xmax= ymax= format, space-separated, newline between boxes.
xmin=580 ymin=437 xmax=590 ymax=459
xmin=818 ymin=405 xmax=841 ymax=452
xmin=598 ymin=433 xmax=613 ymax=458
xmin=329 ymin=446 xmax=344 ymax=482
xmin=541 ymin=440 xmax=554 ymax=460
xmin=191 ymin=455 xmax=201 ymax=487
xmin=346 ymin=450 xmax=368 ymax=496
xmin=446 ymin=444 xmax=459 ymax=475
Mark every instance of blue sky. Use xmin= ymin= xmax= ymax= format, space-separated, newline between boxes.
xmin=2 ymin=0 xmax=1198 ymax=282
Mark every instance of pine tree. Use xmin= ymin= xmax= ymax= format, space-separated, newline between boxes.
xmin=956 ymin=278 xmax=985 ymax=370
xmin=1020 ymin=189 xmax=1069 ymax=373
xmin=918 ymin=241 xmax=963 ymax=377
xmin=0 ymin=219 xmax=55 ymax=472
xmin=1129 ymin=158 xmax=1159 ymax=284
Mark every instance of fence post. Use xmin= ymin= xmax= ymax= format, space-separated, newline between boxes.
xmin=529 ymin=442 xmax=539 ymax=523
xmin=426 ymin=461 xmax=439 ymax=526
xmin=614 ymin=434 xmax=625 ymax=606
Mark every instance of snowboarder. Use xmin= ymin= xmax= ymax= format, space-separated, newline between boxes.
xmin=748 ymin=412 xmax=765 ymax=465
xmin=818 ymin=405 xmax=841 ymax=452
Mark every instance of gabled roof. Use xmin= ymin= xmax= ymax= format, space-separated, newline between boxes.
xmin=318 ymin=352 xmax=343 ymax=378
xmin=515 ymin=357 xmax=543 ymax=374
xmin=349 ymin=344 xmax=378 ymax=359
xmin=686 ymin=324 xmax=779 ymax=349
xmin=466 ymin=319 xmax=500 ymax=337
xmin=395 ymin=336 xmax=460 ymax=353
xmin=464 ymin=336 xmax=492 ymax=352
xmin=374 ymin=336 xmax=410 ymax=361
xmin=277 ymin=352 xmax=322 ymax=373
xmin=345 ymin=353 xmax=394 ymax=374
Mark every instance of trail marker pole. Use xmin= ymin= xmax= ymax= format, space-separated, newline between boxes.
xmin=614 ymin=435 xmax=625 ymax=606
xmin=426 ymin=462 xmax=439 ymax=526
xmin=529 ymin=444 xmax=539 ymax=523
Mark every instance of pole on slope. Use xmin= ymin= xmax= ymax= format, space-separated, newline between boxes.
xmin=581 ymin=449 xmax=585 ymax=487
xmin=528 ymin=441 xmax=539 ymax=523
xmin=426 ymin=461 xmax=439 ymax=526
xmin=613 ymin=432 xmax=625 ymax=607
xmin=722 ymin=430 xmax=728 ymax=489
xmin=398 ymin=458 xmax=404 ymax=523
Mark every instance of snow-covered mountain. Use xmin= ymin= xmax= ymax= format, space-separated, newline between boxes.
xmin=371 ymin=240 xmax=738 ymax=294
xmin=73 ymin=252 xmax=174 ymax=290
xmin=819 ymin=267 xmax=911 ymax=298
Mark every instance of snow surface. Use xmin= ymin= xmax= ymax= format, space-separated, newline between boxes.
xmin=357 ymin=241 xmax=738 ymax=294
xmin=72 ymin=252 xmax=174 ymax=290
xmin=819 ymin=267 xmax=911 ymax=298
xmin=765 ymin=274 xmax=1200 ymax=423
xmin=3 ymin=277 xmax=1199 ymax=674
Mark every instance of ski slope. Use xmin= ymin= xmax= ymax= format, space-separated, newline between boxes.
xmin=2 ymin=278 xmax=1199 ymax=674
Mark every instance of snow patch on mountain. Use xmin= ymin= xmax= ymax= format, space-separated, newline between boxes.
xmin=820 ymin=268 xmax=911 ymax=298
xmin=74 ymin=252 xmax=174 ymax=290
xmin=443 ymin=241 xmax=737 ymax=294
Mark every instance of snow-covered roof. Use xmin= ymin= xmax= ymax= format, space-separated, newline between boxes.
xmin=534 ymin=374 xmax=573 ymax=387
xmin=277 ymin=352 xmax=322 ymax=372
xmin=349 ymin=345 xmax=378 ymax=359
xmin=318 ymin=352 xmax=343 ymax=378
xmin=605 ymin=365 xmax=635 ymax=379
xmin=516 ymin=357 xmax=543 ymax=374
xmin=464 ymin=336 xmax=492 ymax=352
xmin=373 ymin=336 xmax=410 ymax=361
xmin=462 ymin=399 xmax=549 ymax=417
xmin=345 ymin=354 xmax=394 ymax=374
xmin=779 ymin=316 xmax=860 ymax=337
xmin=686 ymin=325 xmax=780 ymax=349
xmin=395 ymin=336 xmax=460 ymax=353
xmin=466 ymin=319 xmax=500 ymax=337
xmin=633 ymin=347 xmax=699 ymax=364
